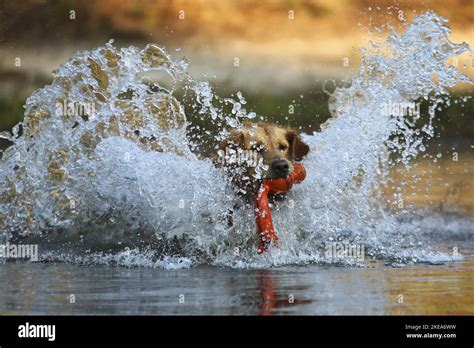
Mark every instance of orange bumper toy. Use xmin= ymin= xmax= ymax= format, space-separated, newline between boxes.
xmin=254 ymin=163 xmax=306 ymax=254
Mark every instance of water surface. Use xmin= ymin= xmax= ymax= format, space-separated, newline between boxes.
xmin=1 ymin=250 xmax=472 ymax=315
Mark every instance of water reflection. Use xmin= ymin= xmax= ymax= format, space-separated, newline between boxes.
xmin=0 ymin=257 xmax=472 ymax=315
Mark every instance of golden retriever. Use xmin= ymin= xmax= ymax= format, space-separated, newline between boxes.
xmin=215 ymin=122 xmax=309 ymax=199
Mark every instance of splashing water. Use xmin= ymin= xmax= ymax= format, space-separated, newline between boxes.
xmin=0 ymin=12 xmax=472 ymax=268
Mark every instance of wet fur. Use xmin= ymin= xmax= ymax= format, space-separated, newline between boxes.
xmin=215 ymin=122 xmax=309 ymax=199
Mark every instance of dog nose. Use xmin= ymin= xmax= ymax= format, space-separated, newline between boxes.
xmin=271 ymin=159 xmax=289 ymax=177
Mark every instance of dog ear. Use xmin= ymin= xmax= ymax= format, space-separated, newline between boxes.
xmin=286 ymin=130 xmax=309 ymax=161
xmin=219 ymin=129 xmax=244 ymax=150
xmin=222 ymin=129 xmax=246 ymax=149
xmin=214 ymin=130 xmax=246 ymax=167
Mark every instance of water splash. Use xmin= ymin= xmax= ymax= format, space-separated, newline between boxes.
xmin=0 ymin=12 xmax=472 ymax=268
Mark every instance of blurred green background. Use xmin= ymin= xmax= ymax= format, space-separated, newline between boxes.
xmin=0 ymin=0 xmax=473 ymax=151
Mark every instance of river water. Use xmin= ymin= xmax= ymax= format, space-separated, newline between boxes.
xmin=1 ymin=248 xmax=472 ymax=315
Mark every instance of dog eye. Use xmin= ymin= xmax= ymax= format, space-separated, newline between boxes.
xmin=279 ymin=144 xmax=288 ymax=152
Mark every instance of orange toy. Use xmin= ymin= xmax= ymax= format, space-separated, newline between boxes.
xmin=254 ymin=163 xmax=306 ymax=254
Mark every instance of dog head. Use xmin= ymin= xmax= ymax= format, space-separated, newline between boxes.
xmin=217 ymin=122 xmax=309 ymax=192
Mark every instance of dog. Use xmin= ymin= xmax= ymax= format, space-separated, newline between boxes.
xmin=214 ymin=122 xmax=309 ymax=247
